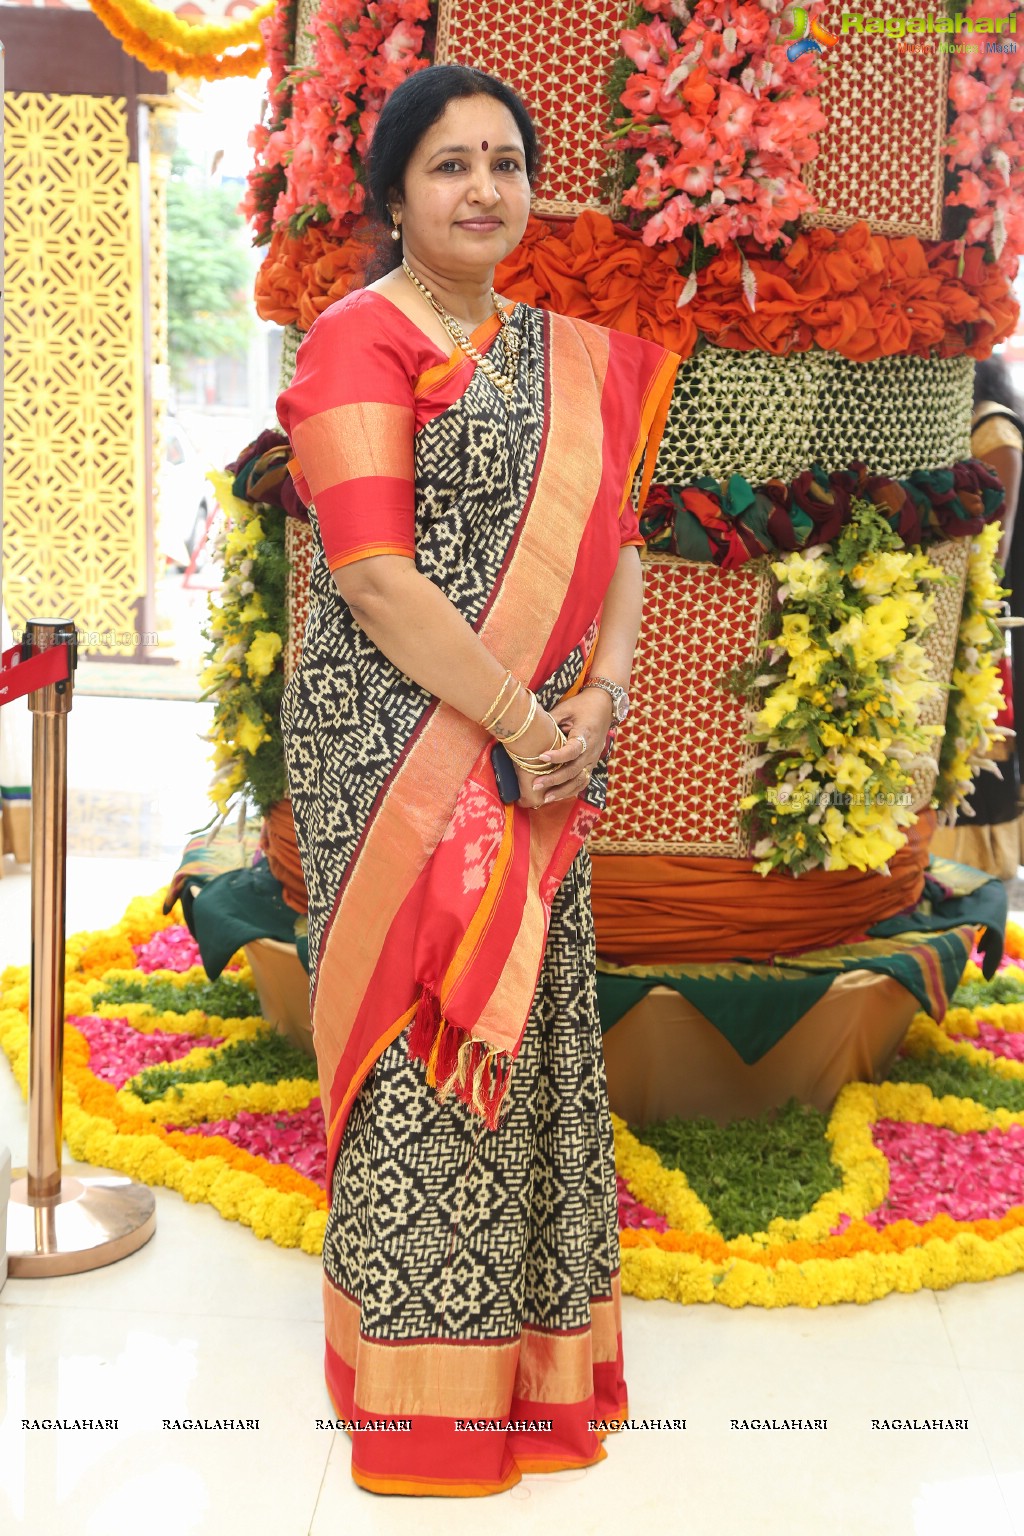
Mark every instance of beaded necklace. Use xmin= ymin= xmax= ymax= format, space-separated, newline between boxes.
xmin=401 ymin=259 xmax=520 ymax=405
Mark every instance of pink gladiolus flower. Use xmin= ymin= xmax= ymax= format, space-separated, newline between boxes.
xmin=642 ymin=194 xmax=697 ymax=242
xmin=621 ymin=74 xmax=665 ymax=118
xmin=948 ymin=114 xmax=984 ymax=167
xmin=948 ymin=71 xmax=991 ymax=114
xmin=948 ymin=168 xmax=996 ymax=209
xmin=381 ymin=17 xmax=422 ymax=61
xmin=713 ymin=81 xmax=759 ymax=142
xmin=725 ymin=0 xmax=773 ymax=48
xmin=621 ymin=20 xmax=675 ymax=71
xmin=669 ymin=159 xmax=717 ymax=196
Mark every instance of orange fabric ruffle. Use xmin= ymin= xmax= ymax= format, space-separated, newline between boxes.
xmin=254 ymin=224 xmax=376 ymax=331
xmin=261 ymin=799 xmax=308 ymax=915
xmin=590 ymin=809 xmax=937 ymax=966
xmin=256 ymin=213 xmax=1020 ymax=364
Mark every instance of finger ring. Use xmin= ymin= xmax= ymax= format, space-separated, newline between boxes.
xmin=576 ymin=734 xmax=587 ymax=757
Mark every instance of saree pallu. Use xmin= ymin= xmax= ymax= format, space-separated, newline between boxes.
xmin=280 ymin=299 xmax=678 ymax=1495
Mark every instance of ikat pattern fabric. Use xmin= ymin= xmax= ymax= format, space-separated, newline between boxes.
xmin=279 ymin=304 xmax=607 ymax=989
xmin=322 ymin=845 xmax=622 ymax=1340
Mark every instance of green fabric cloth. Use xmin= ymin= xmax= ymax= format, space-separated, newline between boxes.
xmin=868 ymin=855 xmax=1008 ymax=978
xmin=163 ymin=818 xmax=263 ymax=915
xmin=186 ymin=860 xmax=309 ymax=982
xmin=595 ymin=856 xmax=1006 ymax=1066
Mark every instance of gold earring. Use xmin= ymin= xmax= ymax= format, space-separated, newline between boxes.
xmin=390 ymin=212 xmax=401 ymax=242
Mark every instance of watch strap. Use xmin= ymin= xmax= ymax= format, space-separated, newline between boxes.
xmin=582 ymin=676 xmax=629 ymax=721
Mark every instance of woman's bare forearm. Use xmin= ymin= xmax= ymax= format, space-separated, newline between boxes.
xmin=335 ymin=558 xmax=558 ymax=756
xmin=587 ymin=546 xmax=645 ymax=688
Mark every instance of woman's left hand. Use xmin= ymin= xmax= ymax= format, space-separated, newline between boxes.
xmin=534 ymin=688 xmax=614 ymax=806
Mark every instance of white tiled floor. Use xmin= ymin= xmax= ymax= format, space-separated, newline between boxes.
xmin=1 ymin=697 xmax=1023 ymax=1535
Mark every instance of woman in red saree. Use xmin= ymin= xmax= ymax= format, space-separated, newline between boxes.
xmin=278 ymin=66 xmax=679 ymax=1497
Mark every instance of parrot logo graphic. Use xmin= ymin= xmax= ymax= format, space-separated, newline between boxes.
xmin=784 ymin=5 xmax=839 ymax=59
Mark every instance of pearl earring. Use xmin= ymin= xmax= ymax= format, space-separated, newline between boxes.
xmin=390 ymin=212 xmax=401 ymax=242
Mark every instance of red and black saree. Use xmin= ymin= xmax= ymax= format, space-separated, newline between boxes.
xmin=278 ymin=287 xmax=678 ymax=1496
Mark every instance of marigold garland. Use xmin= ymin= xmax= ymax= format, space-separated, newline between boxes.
xmin=92 ymin=0 xmax=273 ymax=56
xmin=118 ymin=1074 xmax=320 ymax=1126
xmin=901 ymin=1010 xmax=1024 ymax=1083
xmin=0 ymin=895 xmax=328 ymax=1253
xmin=616 ymin=1072 xmax=1024 ymax=1307
xmin=88 ymin=0 xmax=268 ymax=79
xmin=4 ymin=900 xmax=1024 ymax=1297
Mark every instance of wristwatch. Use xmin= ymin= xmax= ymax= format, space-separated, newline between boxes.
xmin=582 ymin=674 xmax=630 ymax=724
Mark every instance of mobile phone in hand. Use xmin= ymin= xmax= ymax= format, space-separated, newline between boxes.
xmin=490 ymin=742 xmax=521 ymax=804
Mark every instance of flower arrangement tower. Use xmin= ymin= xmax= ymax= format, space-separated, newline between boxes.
xmin=215 ymin=0 xmax=1022 ymax=1121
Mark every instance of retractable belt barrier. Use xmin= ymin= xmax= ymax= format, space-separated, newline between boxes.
xmin=0 ymin=638 xmax=74 ymax=707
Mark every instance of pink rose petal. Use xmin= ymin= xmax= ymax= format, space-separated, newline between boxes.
xmin=864 ymin=1120 xmax=1024 ymax=1227
xmin=134 ymin=925 xmax=203 ymax=974
xmin=72 ymin=1013 xmax=223 ymax=1089
xmin=948 ymin=1021 xmax=1024 ymax=1062
xmin=173 ymin=1101 xmax=328 ymax=1185
xmin=616 ymin=1173 xmax=670 ymax=1231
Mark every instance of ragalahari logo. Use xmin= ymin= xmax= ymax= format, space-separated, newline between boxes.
xmin=784 ymin=4 xmax=840 ymax=58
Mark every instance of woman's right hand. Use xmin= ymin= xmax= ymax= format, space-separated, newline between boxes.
xmin=494 ymin=695 xmax=562 ymax=810
xmin=510 ymin=705 xmax=563 ymax=810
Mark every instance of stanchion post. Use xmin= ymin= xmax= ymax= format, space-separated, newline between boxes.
xmin=25 ymin=619 xmax=75 ymax=1201
xmin=7 ymin=620 xmax=157 ymax=1276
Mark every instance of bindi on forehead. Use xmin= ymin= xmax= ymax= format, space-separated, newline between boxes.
xmin=482 ymin=140 xmax=488 ymax=151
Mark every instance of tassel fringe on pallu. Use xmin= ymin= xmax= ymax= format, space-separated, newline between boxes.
xmin=407 ymin=988 xmax=515 ymax=1131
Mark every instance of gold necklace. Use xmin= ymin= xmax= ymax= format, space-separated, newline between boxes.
xmin=401 ymin=259 xmax=520 ymax=404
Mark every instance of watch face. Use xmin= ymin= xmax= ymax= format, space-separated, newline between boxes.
xmin=614 ymin=692 xmax=629 ymax=723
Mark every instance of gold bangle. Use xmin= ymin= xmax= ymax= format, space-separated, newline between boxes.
xmin=479 ymin=670 xmax=518 ymax=730
xmin=501 ymin=689 xmax=537 ymax=746
xmin=505 ymin=723 xmax=567 ymax=772
xmin=485 ymin=679 xmax=523 ymax=733
xmin=512 ymin=724 xmax=568 ymax=761
xmin=506 ymin=723 xmax=566 ymax=763
xmin=479 ymin=670 xmax=512 ymax=727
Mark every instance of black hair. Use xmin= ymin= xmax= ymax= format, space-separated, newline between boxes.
xmin=363 ymin=65 xmax=540 ymax=280
xmin=974 ymin=355 xmax=1023 ymax=419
